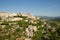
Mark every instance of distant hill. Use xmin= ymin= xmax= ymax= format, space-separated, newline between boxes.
xmin=48 ymin=17 xmax=60 ymax=22
xmin=38 ymin=16 xmax=60 ymax=22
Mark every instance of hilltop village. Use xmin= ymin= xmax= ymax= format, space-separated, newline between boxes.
xmin=0 ymin=12 xmax=60 ymax=40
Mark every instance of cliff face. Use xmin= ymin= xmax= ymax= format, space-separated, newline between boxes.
xmin=0 ymin=12 xmax=60 ymax=40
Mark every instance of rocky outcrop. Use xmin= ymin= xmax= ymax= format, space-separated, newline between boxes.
xmin=0 ymin=12 xmax=58 ymax=40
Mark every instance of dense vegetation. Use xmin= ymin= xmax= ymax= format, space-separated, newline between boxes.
xmin=32 ymin=21 xmax=60 ymax=40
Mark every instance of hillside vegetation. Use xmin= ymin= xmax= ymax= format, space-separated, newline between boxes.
xmin=0 ymin=12 xmax=60 ymax=40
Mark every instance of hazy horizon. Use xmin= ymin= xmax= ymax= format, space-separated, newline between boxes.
xmin=0 ymin=0 xmax=60 ymax=17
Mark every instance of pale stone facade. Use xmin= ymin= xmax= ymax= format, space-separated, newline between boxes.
xmin=8 ymin=17 xmax=23 ymax=21
xmin=0 ymin=12 xmax=17 ymax=20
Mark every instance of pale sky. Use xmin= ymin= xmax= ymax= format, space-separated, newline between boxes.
xmin=0 ymin=0 xmax=60 ymax=17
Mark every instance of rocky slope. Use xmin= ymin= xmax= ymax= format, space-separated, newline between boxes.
xmin=0 ymin=12 xmax=60 ymax=40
